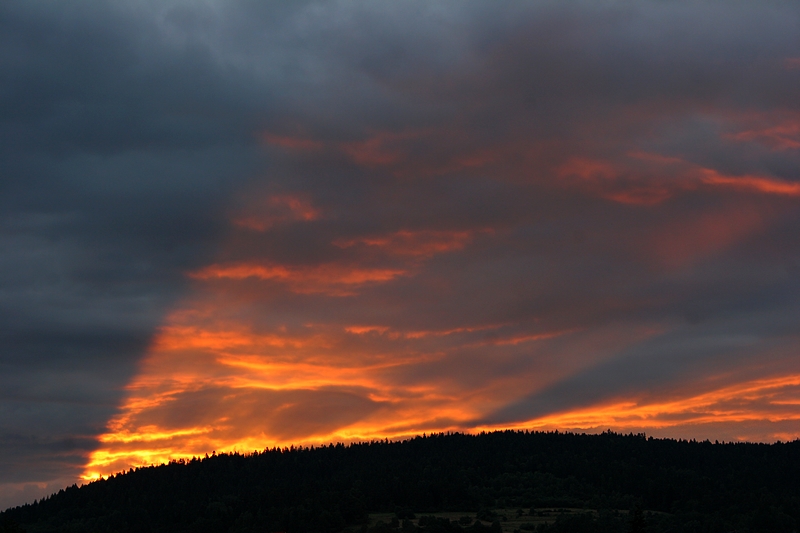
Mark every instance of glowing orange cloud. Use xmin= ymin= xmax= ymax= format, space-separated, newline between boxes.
xmin=333 ymin=229 xmax=479 ymax=258
xmin=344 ymin=322 xmax=507 ymax=341
xmin=559 ymin=145 xmax=800 ymax=207
xmin=345 ymin=325 xmax=390 ymax=335
xmin=151 ymin=325 xmax=326 ymax=352
xmin=481 ymin=330 xmax=575 ymax=346
xmin=718 ymin=109 xmax=800 ymax=151
xmin=609 ymin=153 xmax=794 ymax=271
xmin=84 ymin=307 xmax=800 ymax=482
xmin=82 ymin=293 xmax=590 ymax=481
xmin=500 ymin=374 xmax=800 ymax=441
xmin=727 ymin=123 xmax=800 ymax=151
xmin=190 ymin=262 xmax=408 ymax=295
xmin=700 ymin=169 xmax=800 ymax=196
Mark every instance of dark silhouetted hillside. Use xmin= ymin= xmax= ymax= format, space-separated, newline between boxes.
xmin=2 ymin=431 xmax=799 ymax=532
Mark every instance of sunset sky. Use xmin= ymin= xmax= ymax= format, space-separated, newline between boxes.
xmin=3 ymin=0 xmax=800 ymax=510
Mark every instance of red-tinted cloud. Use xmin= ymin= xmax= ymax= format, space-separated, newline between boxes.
xmin=190 ymin=262 xmax=407 ymax=296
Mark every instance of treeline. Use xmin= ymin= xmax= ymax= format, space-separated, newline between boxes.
xmin=1 ymin=431 xmax=799 ymax=532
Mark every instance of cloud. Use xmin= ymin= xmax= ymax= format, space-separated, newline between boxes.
xmin=232 ymin=194 xmax=321 ymax=232
xmin=3 ymin=0 xmax=800 ymax=508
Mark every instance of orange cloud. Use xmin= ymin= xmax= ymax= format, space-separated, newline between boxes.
xmin=342 ymin=322 xmax=507 ymax=341
xmin=190 ymin=262 xmax=408 ymax=295
xmin=82 ymin=304 xmax=587 ymax=481
xmin=649 ymin=203 xmax=766 ymax=269
xmin=152 ymin=325 xmax=324 ymax=352
xmin=699 ymin=169 xmax=800 ymax=196
xmin=233 ymin=194 xmax=320 ymax=231
xmin=480 ymin=329 xmax=575 ymax=346
xmin=558 ymin=148 xmax=800 ymax=207
xmin=727 ymin=123 xmax=800 ymax=151
xmin=506 ymin=374 xmax=800 ymax=439
xmin=85 ymin=316 xmax=800 ymax=482
xmin=345 ymin=325 xmax=390 ymax=335
xmin=333 ymin=229 xmax=478 ymax=258
xmin=718 ymin=109 xmax=800 ymax=151
xmin=558 ymin=158 xmax=618 ymax=181
xmin=557 ymin=156 xmax=679 ymax=205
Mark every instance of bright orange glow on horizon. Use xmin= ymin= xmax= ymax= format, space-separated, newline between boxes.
xmin=513 ymin=374 xmax=800 ymax=431
xmin=84 ymin=315 xmax=800 ymax=482
xmin=83 ymin=256 xmax=800 ymax=482
xmin=83 ymin=117 xmax=800 ymax=484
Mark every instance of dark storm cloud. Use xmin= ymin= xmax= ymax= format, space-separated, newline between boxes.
xmin=2 ymin=0 xmax=800 ymax=509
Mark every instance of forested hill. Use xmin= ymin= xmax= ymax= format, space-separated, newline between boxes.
xmin=2 ymin=431 xmax=799 ymax=533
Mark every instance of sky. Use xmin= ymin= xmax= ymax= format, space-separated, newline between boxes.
xmin=2 ymin=0 xmax=800 ymax=510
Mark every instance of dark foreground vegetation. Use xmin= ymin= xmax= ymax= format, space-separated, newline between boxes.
xmin=1 ymin=431 xmax=799 ymax=533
